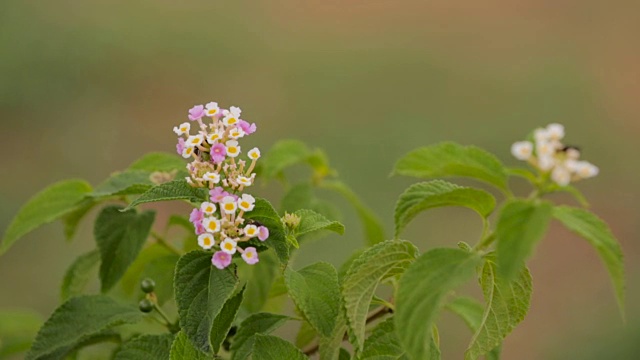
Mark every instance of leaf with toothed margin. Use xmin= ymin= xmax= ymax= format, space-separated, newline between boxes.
xmin=26 ymin=295 xmax=143 ymax=360
xmin=396 ymin=248 xmax=482 ymax=360
xmin=392 ymin=142 xmax=510 ymax=193
xmin=394 ymin=180 xmax=496 ymax=237
xmin=126 ymin=180 xmax=208 ymax=210
xmin=1 ymin=179 xmax=93 ymax=255
xmin=244 ymin=198 xmax=289 ymax=264
xmin=252 ymin=334 xmax=308 ymax=360
xmin=94 ymin=205 xmax=156 ymax=292
xmin=174 ymin=251 xmax=238 ymax=353
xmin=114 ymin=334 xmax=175 ymax=360
xmin=553 ymin=206 xmax=625 ymax=317
xmin=342 ymin=240 xmax=419 ymax=352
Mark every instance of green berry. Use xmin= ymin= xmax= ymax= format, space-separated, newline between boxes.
xmin=140 ymin=278 xmax=156 ymax=293
xmin=139 ymin=299 xmax=154 ymax=313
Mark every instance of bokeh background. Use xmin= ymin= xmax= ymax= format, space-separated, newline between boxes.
xmin=1 ymin=0 xmax=639 ymax=358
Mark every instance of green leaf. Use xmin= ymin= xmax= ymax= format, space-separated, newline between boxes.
xmin=0 ymin=309 xmax=43 ymax=358
xmin=342 ymin=240 xmax=419 ymax=351
xmin=62 ymin=199 xmax=96 ymax=241
xmin=361 ymin=318 xmax=408 ymax=360
xmin=170 ymin=331 xmax=209 ymax=360
xmin=128 ymin=152 xmax=185 ymax=172
xmin=174 ymin=251 xmax=238 ymax=353
xmin=261 ymin=140 xmax=313 ymax=180
xmin=553 ymin=206 xmax=625 ymax=315
xmin=61 ymin=250 xmax=101 ymax=301
xmin=1 ymin=179 xmax=93 ymax=255
xmin=90 ymin=170 xmax=155 ymax=199
xmin=445 ymin=297 xmax=484 ymax=332
xmin=230 ymin=313 xmax=291 ymax=360
xmin=396 ymin=248 xmax=482 ymax=360
xmin=495 ymin=200 xmax=552 ymax=280
xmin=285 ymin=262 xmax=342 ymax=338
xmin=465 ymin=260 xmax=532 ymax=360
xmin=392 ymin=142 xmax=509 ymax=193
xmin=294 ymin=209 xmax=345 ymax=238
xmin=339 ymin=348 xmax=351 ymax=360
xmin=321 ymin=180 xmax=386 ymax=246
xmin=114 ymin=334 xmax=174 ymax=360
xmin=394 ymin=180 xmax=496 ymax=237
xmin=252 ymin=334 xmax=308 ymax=360
xmin=211 ymin=286 xmax=245 ymax=354
xmin=26 ymin=295 xmax=143 ymax=360
xmin=126 ymin=180 xmax=208 ymax=210
xmin=94 ymin=206 xmax=156 ymax=292
xmin=244 ymin=198 xmax=289 ymax=263
xmin=239 ymin=249 xmax=280 ymax=313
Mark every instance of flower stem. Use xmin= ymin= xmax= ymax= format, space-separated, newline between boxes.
xmin=151 ymin=231 xmax=182 ymax=255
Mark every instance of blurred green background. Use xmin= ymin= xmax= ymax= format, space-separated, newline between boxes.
xmin=1 ymin=0 xmax=638 ymax=358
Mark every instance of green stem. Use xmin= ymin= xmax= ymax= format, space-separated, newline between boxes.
xmin=473 ymin=232 xmax=496 ymax=252
xmin=154 ymin=304 xmax=180 ymax=333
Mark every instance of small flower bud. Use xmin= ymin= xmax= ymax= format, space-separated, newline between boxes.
xmin=140 ymin=278 xmax=156 ymax=294
xmin=139 ymin=299 xmax=154 ymax=313
xmin=283 ymin=212 xmax=301 ymax=230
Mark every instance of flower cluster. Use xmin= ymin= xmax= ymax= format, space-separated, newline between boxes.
xmin=174 ymin=102 xmax=269 ymax=269
xmin=511 ymin=123 xmax=599 ymax=186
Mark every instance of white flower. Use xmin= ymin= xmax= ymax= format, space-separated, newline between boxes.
xmin=551 ymin=166 xmax=571 ymax=186
xmin=226 ymin=140 xmax=241 ymax=158
xmin=207 ymin=131 xmax=223 ymax=144
xmin=237 ymin=176 xmax=253 ymax=187
xmin=173 ymin=122 xmax=191 ymax=136
xmin=244 ymin=224 xmax=259 ymax=238
xmin=248 ymin=147 xmax=261 ymax=160
xmin=534 ymin=128 xmax=549 ymax=143
xmin=220 ymin=238 xmax=237 ymax=255
xmin=181 ymin=146 xmax=195 ymax=159
xmin=538 ymin=155 xmax=555 ymax=171
xmin=200 ymin=202 xmax=216 ymax=215
xmin=511 ymin=141 xmax=533 ymax=160
xmin=203 ymin=172 xmax=221 ymax=184
xmin=221 ymin=196 xmax=238 ymax=214
xmin=185 ymin=177 xmax=194 ymax=185
xmin=546 ymin=123 xmax=565 ymax=141
xmin=222 ymin=107 xmax=241 ymax=127
xmin=203 ymin=217 xmax=221 ymax=233
xmin=237 ymin=194 xmax=256 ymax=212
xmin=575 ymin=161 xmax=599 ymax=179
xmin=186 ymin=134 xmax=204 ymax=148
xmin=205 ymin=102 xmax=220 ymax=117
xmin=229 ymin=127 xmax=245 ymax=139
xmin=536 ymin=141 xmax=555 ymax=157
xmin=198 ymin=233 xmax=215 ymax=249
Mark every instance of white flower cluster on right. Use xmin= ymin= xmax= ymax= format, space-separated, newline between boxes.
xmin=511 ymin=123 xmax=599 ymax=186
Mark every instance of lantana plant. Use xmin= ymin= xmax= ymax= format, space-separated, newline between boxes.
xmin=0 ymin=104 xmax=625 ymax=360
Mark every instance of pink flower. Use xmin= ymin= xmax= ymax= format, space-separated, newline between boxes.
xmin=258 ymin=226 xmax=269 ymax=241
xmin=176 ymin=138 xmax=185 ymax=156
xmin=210 ymin=143 xmax=227 ymax=164
xmin=241 ymin=247 xmax=259 ymax=265
xmin=238 ymin=120 xmax=257 ymax=135
xmin=209 ymin=187 xmax=230 ymax=203
xmin=189 ymin=208 xmax=204 ymax=223
xmin=188 ymin=105 xmax=205 ymax=121
xmin=194 ymin=220 xmax=206 ymax=235
xmin=212 ymin=251 xmax=232 ymax=269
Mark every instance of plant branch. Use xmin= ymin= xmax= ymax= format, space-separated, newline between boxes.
xmin=302 ymin=304 xmax=393 ymax=356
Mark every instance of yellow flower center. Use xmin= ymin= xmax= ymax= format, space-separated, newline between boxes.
xmin=203 ymin=237 xmax=211 ymax=246
xmin=208 ymin=222 xmax=218 ymax=231
xmin=246 ymin=252 xmax=253 ymax=258
xmin=225 ymin=203 xmax=235 ymax=211
xmin=240 ymin=201 xmax=250 ymax=209
xmin=224 ymin=243 xmax=233 ymax=250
